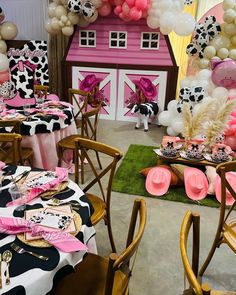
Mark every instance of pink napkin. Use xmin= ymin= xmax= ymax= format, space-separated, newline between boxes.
xmin=41 ymin=101 xmax=74 ymax=109
xmin=1 ymin=109 xmax=16 ymax=117
xmin=7 ymin=167 xmax=68 ymax=207
xmin=0 ymin=216 xmax=87 ymax=252
xmin=41 ymin=109 xmax=67 ymax=118
xmin=0 ymin=161 xmax=5 ymax=170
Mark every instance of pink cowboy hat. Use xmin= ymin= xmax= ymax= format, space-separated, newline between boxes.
xmin=214 ymin=172 xmax=236 ymax=206
xmin=146 ymin=167 xmax=171 ymax=196
xmin=184 ymin=167 xmax=209 ymax=200
xmin=80 ymin=74 xmax=103 ymax=92
xmin=133 ymin=77 xmax=157 ymax=99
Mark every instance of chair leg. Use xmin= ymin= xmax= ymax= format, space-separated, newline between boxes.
xmin=95 ymin=151 xmax=102 ymax=170
xmin=106 ymin=213 xmax=116 ymax=253
xmin=199 ymin=233 xmax=222 ymax=276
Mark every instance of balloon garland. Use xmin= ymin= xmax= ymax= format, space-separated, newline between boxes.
xmin=45 ymin=0 xmax=196 ymax=37
xmin=0 ymin=6 xmax=18 ymax=98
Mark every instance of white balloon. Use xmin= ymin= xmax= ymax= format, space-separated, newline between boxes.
xmin=160 ymin=12 xmax=175 ymax=31
xmin=180 ymin=77 xmax=191 ymax=88
xmin=0 ymin=40 xmax=7 ymax=54
xmin=228 ymin=88 xmax=236 ymax=99
xmin=51 ymin=17 xmax=61 ymax=30
xmin=223 ymin=0 xmax=235 ymax=10
xmin=45 ymin=19 xmax=58 ymax=35
xmin=229 ymin=49 xmax=236 ymax=60
xmin=0 ymin=22 xmax=18 ymax=40
xmin=171 ymin=119 xmax=184 ymax=133
xmin=204 ymin=46 xmax=216 ymax=59
xmin=167 ymin=126 xmax=179 ymax=136
xmin=0 ymin=53 xmax=9 ymax=71
xmin=48 ymin=2 xmax=57 ymax=18
xmin=173 ymin=13 xmax=196 ymax=36
xmin=212 ymin=87 xmax=229 ymax=100
xmin=158 ymin=111 xmax=171 ymax=126
xmin=55 ymin=5 xmax=67 ymax=19
xmin=217 ymin=47 xmax=229 ymax=59
xmin=62 ymin=25 xmax=74 ymax=36
xmin=167 ymin=100 xmax=178 ymax=113
xmin=231 ymin=35 xmax=236 ymax=45
xmin=224 ymin=23 xmax=236 ymax=35
xmin=223 ymin=8 xmax=236 ymax=23
xmin=198 ymin=58 xmax=210 ymax=69
xmin=147 ymin=16 xmax=160 ymax=29
xmin=61 ymin=15 xmax=68 ymax=23
xmin=160 ymin=26 xmax=172 ymax=35
xmin=60 ymin=0 xmax=68 ymax=5
xmin=197 ymin=69 xmax=212 ymax=81
xmin=209 ymin=35 xmax=231 ymax=50
xmin=68 ymin=12 xmax=80 ymax=24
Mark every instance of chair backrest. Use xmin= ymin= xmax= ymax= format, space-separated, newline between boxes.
xmin=74 ymin=138 xmax=122 ymax=199
xmin=34 ymin=84 xmax=49 ymax=100
xmin=81 ymin=103 xmax=101 ymax=141
xmin=0 ymin=120 xmax=22 ymax=134
xmin=68 ymin=88 xmax=90 ymax=121
xmin=216 ymin=161 xmax=236 ymax=224
xmin=105 ymin=198 xmax=147 ymax=295
xmin=0 ymin=133 xmax=22 ymax=164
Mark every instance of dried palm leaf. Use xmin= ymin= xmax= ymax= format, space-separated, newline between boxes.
xmin=181 ymin=103 xmax=192 ymax=141
xmin=204 ymin=99 xmax=236 ymax=147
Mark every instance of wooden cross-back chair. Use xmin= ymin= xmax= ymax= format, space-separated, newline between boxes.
xmin=180 ymin=210 xmax=236 ymax=295
xmin=74 ymin=138 xmax=123 ymax=252
xmin=0 ymin=120 xmax=21 ymax=134
xmin=57 ymin=90 xmax=102 ymax=184
xmin=199 ymin=160 xmax=236 ymax=277
xmin=0 ymin=133 xmax=33 ymax=165
xmin=34 ymin=84 xmax=49 ymax=100
xmin=68 ymin=88 xmax=90 ymax=128
xmin=52 ymin=198 xmax=146 ymax=295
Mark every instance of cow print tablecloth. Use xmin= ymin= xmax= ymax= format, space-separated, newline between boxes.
xmin=0 ymin=165 xmax=96 ymax=295
xmin=1 ymin=105 xmax=73 ymax=136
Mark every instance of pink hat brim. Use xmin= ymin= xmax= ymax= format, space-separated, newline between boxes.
xmin=145 ymin=167 xmax=171 ymax=196
xmin=214 ymin=172 xmax=236 ymax=206
xmin=184 ymin=167 xmax=208 ymax=200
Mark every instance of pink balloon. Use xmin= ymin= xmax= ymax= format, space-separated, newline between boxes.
xmin=0 ymin=70 xmax=9 ymax=84
xmin=129 ymin=7 xmax=142 ymax=21
xmin=135 ymin=0 xmax=147 ymax=10
xmin=225 ymin=135 xmax=236 ymax=150
xmin=142 ymin=10 xmax=147 ymax=18
xmin=211 ymin=59 xmax=236 ymax=89
xmin=229 ymin=118 xmax=236 ymax=125
xmin=113 ymin=0 xmax=124 ymax=5
xmin=98 ymin=3 xmax=112 ymax=16
xmin=119 ymin=12 xmax=131 ymax=21
xmin=126 ymin=0 xmax=135 ymax=8
xmin=114 ymin=5 xmax=122 ymax=15
xmin=122 ymin=2 xmax=130 ymax=15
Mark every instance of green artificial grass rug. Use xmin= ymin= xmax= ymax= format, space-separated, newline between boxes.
xmin=112 ymin=144 xmax=221 ymax=208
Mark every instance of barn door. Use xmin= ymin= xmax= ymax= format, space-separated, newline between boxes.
xmin=72 ymin=66 xmax=117 ymax=120
xmin=116 ymin=69 xmax=167 ymax=122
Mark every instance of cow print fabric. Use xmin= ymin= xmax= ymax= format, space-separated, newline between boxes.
xmin=0 ymin=105 xmax=73 ymax=136
xmin=0 ymin=165 xmax=95 ymax=295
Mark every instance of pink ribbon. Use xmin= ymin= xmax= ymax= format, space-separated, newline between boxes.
xmin=7 ymin=167 xmax=69 ymax=207
xmin=0 ymin=216 xmax=87 ymax=252
xmin=10 ymin=61 xmax=37 ymax=73
xmin=41 ymin=101 xmax=74 ymax=109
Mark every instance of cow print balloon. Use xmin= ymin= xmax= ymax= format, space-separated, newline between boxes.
xmin=68 ymin=0 xmax=82 ymax=14
xmin=184 ymin=0 xmax=193 ymax=4
xmin=0 ymin=6 xmax=5 ymax=23
xmin=82 ymin=1 xmax=95 ymax=18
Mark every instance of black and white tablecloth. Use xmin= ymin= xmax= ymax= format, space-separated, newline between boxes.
xmin=1 ymin=105 xmax=73 ymax=136
xmin=0 ymin=166 xmax=96 ymax=295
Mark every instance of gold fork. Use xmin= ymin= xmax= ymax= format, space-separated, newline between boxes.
xmin=10 ymin=243 xmax=49 ymax=261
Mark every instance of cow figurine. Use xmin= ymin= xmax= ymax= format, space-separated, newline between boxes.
xmin=131 ymin=101 xmax=159 ymax=132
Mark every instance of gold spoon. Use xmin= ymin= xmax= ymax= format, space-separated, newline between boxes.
xmin=2 ymin=250 xmax=12 ymax=285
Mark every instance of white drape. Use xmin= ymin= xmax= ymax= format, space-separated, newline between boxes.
xmin=1 ymin=0 xmax=49 ymax=41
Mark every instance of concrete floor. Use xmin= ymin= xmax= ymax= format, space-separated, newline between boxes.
xmin=80 ymin=119 xmax=236 ymax=295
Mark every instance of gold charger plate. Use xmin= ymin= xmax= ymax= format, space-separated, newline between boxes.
xmin=39 ymin=181 xmax=69 ymax=200
xmin=17 ymin=210 xmax=82 ymax=248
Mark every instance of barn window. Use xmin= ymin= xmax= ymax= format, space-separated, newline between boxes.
xmin=109 ymin=31 xmax=127 ymax=49
xmin=79 ymin=30 xmax=96 ymax=47
xmin=141 ymin=32 xmax=160 ymax=50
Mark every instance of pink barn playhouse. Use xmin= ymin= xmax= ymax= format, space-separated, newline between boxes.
xmin=62 ymin=15 xmax=178 ymax=122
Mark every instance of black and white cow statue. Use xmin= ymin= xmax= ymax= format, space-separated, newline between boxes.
xmin=131 ymin=101 xmax=159 ymax=132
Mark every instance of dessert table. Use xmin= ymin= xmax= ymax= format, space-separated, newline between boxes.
xmin=0 ymin=165 xmax=96 ymax=295
xmin=0 ymin=102 xmax=77 ymax=170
